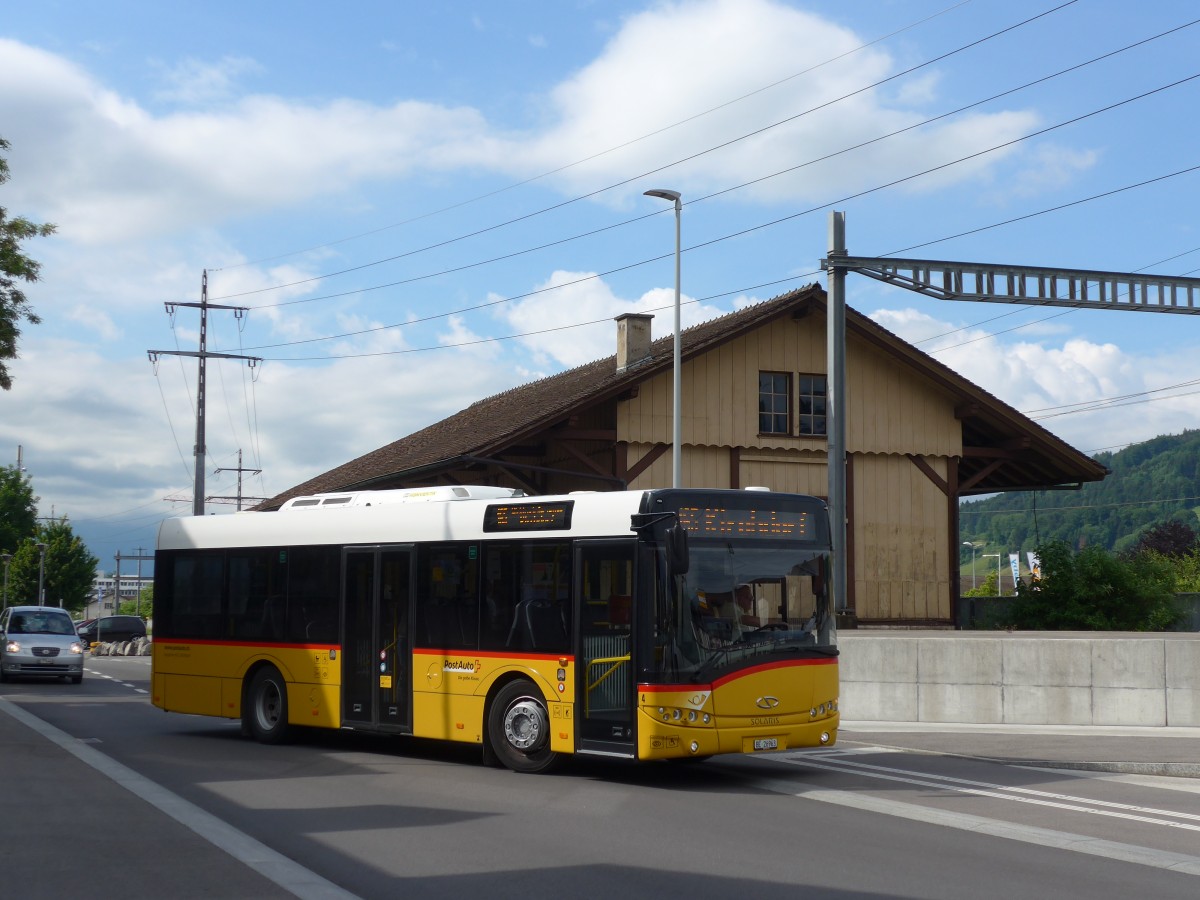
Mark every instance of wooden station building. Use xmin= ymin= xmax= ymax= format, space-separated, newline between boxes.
xmin=261 ymin=284 xmax=1107 ymax=626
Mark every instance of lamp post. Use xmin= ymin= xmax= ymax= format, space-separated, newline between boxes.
xmin=643 ymin=188 xmax=682 ymax=488
xmin=36 ymin=542 xmax=46 ymax=607
xmin=982 ymin=553 xmax=1002 ymax=595
xmin=962 ymin=541 xmax=979 ymax=589
xmin=1 ymin=552 xmax=11 ymax=607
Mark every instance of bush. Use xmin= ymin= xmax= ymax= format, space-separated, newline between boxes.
xmin=1003 ymin=540 xmax=1180 ymax=631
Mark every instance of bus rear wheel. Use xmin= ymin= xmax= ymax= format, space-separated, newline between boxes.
xmin=488 ymin=679 xmax=558 ymax=774
xmin=245 ymin=666 xmax=292 ymax=744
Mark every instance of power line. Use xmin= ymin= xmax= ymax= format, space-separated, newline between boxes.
xmin=961 ymin=494 xmax=1200 ymax=515
xmin=210 ymin=2 xmax=977 ymax=274
xmin=208 ymin=1 xmax=1079 ymax=302
xmin=235 ymin=18 xmax=1199 ymax=320
xmin=229 ymin=79 xmax=1200 ymax=357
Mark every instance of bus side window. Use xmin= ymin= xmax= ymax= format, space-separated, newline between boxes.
xmin=163 ymin=552 xmax=224 ymax=640
xmin=507 ymin=542 xmax=570 ymax=653
xmin=287 ymin=546 xmax=340 ymax=644
xmin=416 ymin=546 xmax=478 ymax=650
xmin=480 ymin=548 xmax=517 ymax=652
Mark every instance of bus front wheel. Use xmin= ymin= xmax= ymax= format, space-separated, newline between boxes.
xmin=487 ymin=679 xmax=558 ymax=774
xmin=245 ymin=666 xmax=292 ymax=744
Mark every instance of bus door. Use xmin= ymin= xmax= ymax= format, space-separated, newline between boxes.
xmin=342 ymin=546 xmax=413 ymax=732
xmin=575 ymin=540 xmax=637 ymax=757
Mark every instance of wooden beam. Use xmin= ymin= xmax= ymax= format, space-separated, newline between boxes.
xmin=960 ymin=458 xmax=1006 ymax=493
xmin=551 ymin=438 xmax=612 ymax=480
xmin=627 ymin=443 xmax=669 ymax=481
xmin=729 ymin=446 xmax=741 ymax=489
xmin=549 ymin=428 xmax=618 ymax=442
xmin=845 ymin=454 xmax=856 ymax=617
xmin=907 ymin=454 xmax=948 ymax=496
xmin=947 ymin=455 xmax=960 ymax=627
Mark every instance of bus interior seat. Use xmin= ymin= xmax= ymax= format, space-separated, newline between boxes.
xmin=507 ymin=598 xmax=566 ymax=651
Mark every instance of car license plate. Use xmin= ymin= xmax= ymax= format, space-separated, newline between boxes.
xmin=39 ymin=658 xmax=54 ymax=665
xmin=753 ymin=738 xmax=778 ymax=751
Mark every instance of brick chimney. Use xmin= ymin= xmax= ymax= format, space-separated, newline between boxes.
xmin=615 ymin=312 xmax=654 ymax=372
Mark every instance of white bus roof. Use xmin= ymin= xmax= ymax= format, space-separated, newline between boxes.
xmin=157 ymin=488 xmax=654 ymax=551
xmin=278 ymin=485 xmax=522 ymax=510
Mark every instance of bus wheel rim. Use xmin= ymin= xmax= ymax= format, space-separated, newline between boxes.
xmin=258 ymin=682 xmax=280 ymax=727
xmin=503 ymin=698 xmax=546 ymax=751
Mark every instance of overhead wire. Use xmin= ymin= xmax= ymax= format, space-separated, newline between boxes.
xmin=232 ymin=74 xmax=1200 ymax=356
xmin=208 ymin=1 xmax=1080 ymax=302
xmin=233 ymin=16 xmax=1199 ymax=320
xmin=210 ymin=1 xmax=978 ymax=274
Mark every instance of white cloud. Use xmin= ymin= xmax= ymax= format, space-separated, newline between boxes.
xmin=0 ymin=1 xmax=1062 ymax=247
xmin=0 ymin=39 xmax=501 ymax=244
xmin=869 ymin=306 xmax=1200 ymax=453
xmin=151 ymin=56 xmax=263 ymax=105
xmin=509 ymin=0 xmax=1040 ymax=203
xmin=495 ymin=270 xmax=727 ymax=368
xmin=997 ymin=143 xmax=1100 ymax=202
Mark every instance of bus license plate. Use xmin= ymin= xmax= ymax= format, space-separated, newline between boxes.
xmin=753 ymin=738 xmax=778 ymax=751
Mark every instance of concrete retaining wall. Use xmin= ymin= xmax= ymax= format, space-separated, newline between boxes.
xmin=838 ymin=632 xmax=1200 ymax=727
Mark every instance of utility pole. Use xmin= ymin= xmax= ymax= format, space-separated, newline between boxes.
xmin=149 ymin=271 xmax=261 ymax=517
xmin=113 ymin=551 xmax=154 ymax=616
xmin=820 ymin=212 xmax=1200 ymax=623
xmin=212 ymin=448 xmax=264 ymax=511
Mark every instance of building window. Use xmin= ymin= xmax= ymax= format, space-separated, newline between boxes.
xmin=798 ymin=374 xmax=827 ymax=436
xmin=758 ymin=371 xmax=791 ymax=434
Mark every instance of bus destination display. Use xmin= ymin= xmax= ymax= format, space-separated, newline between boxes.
xmin=676 ymin=505 xmax=813 ymax=539
xmin=483 ymin=501 xmax=574 ymax=532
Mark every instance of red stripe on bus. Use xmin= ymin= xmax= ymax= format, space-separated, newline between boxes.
xmin=153 ymin=638 xmax=339 ymax=651
xmin=413 ymin=647 xmax=575 ymax=663
xmin=637 ymin=656 xmax=836 ymax=692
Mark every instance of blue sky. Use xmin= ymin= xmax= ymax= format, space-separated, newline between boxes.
xmin=2 ymin=0 xmax=1199 ymax=570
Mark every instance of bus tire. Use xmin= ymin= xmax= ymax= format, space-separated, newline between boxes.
xmin=245 ymin=666 xmax=292 ymax=745
xmin=487 ymin=679 xmax=558 ymax=774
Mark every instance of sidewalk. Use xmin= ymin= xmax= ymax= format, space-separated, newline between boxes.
xmin=0 ymin=697 xmax=354 ymax=900
xmin=839 ymin=720 xmax=1200 ymax=778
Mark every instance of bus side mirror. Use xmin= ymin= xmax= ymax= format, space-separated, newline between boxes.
xmin=667 ymin=525 xmax=690 ymax=575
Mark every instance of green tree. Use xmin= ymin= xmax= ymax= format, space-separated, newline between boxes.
xmin=1004 ymin=540 xmax=1179 ymax=631
xmin=39 ymin=519 xmax=99 ymax=612
xmin=4 ymin=521 xmax=98 ymax=613
xmin=5 ymin=537 xmax=46 ymax=605
xmin=962 ymin=569 xmax=999 ymax=597
xmin=1 ymin=136 xmax=56 ymax=391
xmin=0 ymin=462 xmax=38 ymax=553
xmin=119 ymin=582 xmax=153 ymax=619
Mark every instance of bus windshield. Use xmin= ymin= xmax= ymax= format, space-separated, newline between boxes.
xmin=648 ymin=540 xmax=835 ymax=684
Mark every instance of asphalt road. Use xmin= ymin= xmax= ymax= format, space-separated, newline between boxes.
xmin=3 ymin=655 xmax=1198 ymax=900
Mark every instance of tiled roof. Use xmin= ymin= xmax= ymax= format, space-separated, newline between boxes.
xmin=259 ymin=283 xmax=1104 ymax=509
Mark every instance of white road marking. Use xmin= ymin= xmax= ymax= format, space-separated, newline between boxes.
xmin=782 ymin=752 xmax=1200 ymax=829
xmin=0 ymin=697 xmax=360 ymax=900
xmin=742 ymin=751 xmax=1200 ymax=878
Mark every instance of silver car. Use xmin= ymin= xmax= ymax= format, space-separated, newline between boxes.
xmin=0 ymin=605 xmax=85 ymax=684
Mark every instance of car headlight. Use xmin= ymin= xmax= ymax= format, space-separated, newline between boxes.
xmin=70 ymin=642 xmax=84 ymax=655
xmin=4 ymin=641 xmax=19 ymax=653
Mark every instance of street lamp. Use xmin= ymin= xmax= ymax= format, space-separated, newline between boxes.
xmin=36 ymin=542 xmax=46 ymax=606
xmin=962 ymin=541 xmax=980 ymax=589
xmin=644 ymin=188 xmax=682 ymax=488
xmin=1 ymin=552 xmax=11 ymax=607
xmin=982 ymin=553 xmax=1003 ymax=596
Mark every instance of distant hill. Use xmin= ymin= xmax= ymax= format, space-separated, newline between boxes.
xmin=959 ymin=429 xmax=1200 ymax=560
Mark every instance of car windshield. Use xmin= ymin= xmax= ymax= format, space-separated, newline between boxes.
xmin=9 ymin=613 xmax=76 ymax=636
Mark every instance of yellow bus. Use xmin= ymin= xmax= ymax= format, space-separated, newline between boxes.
xmin=151 ymin=486 xmax=838 ymax=772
